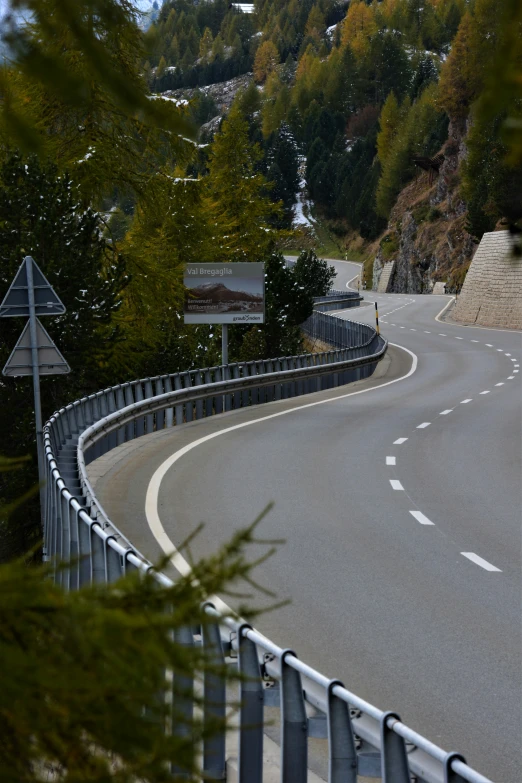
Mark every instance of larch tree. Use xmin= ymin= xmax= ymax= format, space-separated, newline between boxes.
xmin=253 ymin=40 xmax=280 ymax=84
xmin=377 ymin=91 xmax=401 ymax=167
xmin=437 ymin=12 xmax=478 ymax=119
xmin=205 ymin=105 xmax=282 ymax=263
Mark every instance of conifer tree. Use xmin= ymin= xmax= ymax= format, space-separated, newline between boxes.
xmin=437 ymin=12 xmax=478 ymax=119
xmin=253 ymin=40 xmax=280 ymax=83
xmin=377 ymin=92 xmax=401 ymax=167
xmin=205 ymin=105 xmax=281 ymax=262
xmin=199 ymin=27 xmax=214 ymax=60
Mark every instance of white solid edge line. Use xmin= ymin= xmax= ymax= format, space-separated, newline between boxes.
xmin=434 ymin=297 xmax=455 ymax=323
xmin=409 ymin=510 xmax=435 ymax=526
xmin=461 ymin=552 xmax=502 ymax=572
xmin=434 ymin=297 xmax=522 ymax=333
xmin=390 ymin=480 xmax=404 ymax=490
xmin=386 ymin=456 xmax=396 ymax=465
xmin=145 ymin=343 xmax=419 ymax=584
xmin=394 ymin=437 xmax=408 ymax=444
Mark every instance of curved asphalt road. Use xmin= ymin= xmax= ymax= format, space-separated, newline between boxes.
xmin=93 ymin=260 xmax=521 ymax=782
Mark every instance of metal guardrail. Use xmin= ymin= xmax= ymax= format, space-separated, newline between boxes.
xmin=41 ymin=304 xmax=494 ymax=783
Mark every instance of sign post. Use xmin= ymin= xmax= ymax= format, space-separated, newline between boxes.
xmin=26 ymin=257 xmax=45 ymax=514
xmin=184 ymin=263 xmax=265 ymax=366
xmin=1 ymin=256 xmax=69 ymax=528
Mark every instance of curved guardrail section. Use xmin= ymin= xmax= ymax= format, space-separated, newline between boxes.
xmin=41 ymin=307 xmax=494 ymax=783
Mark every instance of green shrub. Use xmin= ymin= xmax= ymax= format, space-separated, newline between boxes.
xmin=428 ymin=207 xmax=442 ymax=221
xmin=380 ymin=233 xmax=400 ymax=258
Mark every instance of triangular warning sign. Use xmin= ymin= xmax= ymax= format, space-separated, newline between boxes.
xmin=2 ymin=319 xmax=70 ymax=377
xmin=0 ymin=256 xmax=66 ymax=318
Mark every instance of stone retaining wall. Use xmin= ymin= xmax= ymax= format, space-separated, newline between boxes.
xmin=452 ymin=231 xmax=522 ymax=329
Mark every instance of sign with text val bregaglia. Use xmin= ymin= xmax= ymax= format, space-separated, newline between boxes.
xmin=184 ymin=263 xmax=265 ymax=324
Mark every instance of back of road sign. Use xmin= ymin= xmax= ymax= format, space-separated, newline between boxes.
xmin=0 ymin=256 xmax=66 ymax=317
xmin=2 ymin=318 xmax=70 ymax=377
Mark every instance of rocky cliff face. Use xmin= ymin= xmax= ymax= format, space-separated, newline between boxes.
xmin=372 ymin=119 xmax=476 ymax=294
xmin=161 ymin=73 xmax=253 ymax=117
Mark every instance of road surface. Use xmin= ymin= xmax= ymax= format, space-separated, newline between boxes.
xmin=92 ymin=260 xmax=522 ymax=782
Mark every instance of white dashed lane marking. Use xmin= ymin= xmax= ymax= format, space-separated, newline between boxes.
xmin=461 ymin=553 xmax=502 ymax=572
xmin=375 ymin=308 xmax=516 ymax=577
xmin=409 ymin=510 xmax=435 ymax=526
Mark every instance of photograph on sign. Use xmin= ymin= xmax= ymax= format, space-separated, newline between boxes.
xmin=184 ymin=263 xmax=265 ymax=324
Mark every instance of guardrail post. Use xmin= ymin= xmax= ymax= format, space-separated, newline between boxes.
xmin=164 ymin=377 xmax=174 ymax=427
xmin=214 ymin=368 xmax=223 ymax=414
xmin=105 ymin=538 xmax=123 ymax=582
xmin=78 ymin=513 xmax=91 ymax=587
xmin=171 ymin=624 xmax=195 ymax=778
xmin=327 ymin=680 xmax=357 ymax=783
xmin=155 ymin=378 xmax=165 ymax=430
xmin=174 ymin=374 xmax=184 ymax=425
xmin=280 ymin=650 xmax=307 ymax=783
xmin=144 ymin=379 xmax=154 ymax=431
xmin=123 ymin=384 xmax=135 ymax=441
xmin=237 ymin=625 xmax=263 ymax=783
xmin=194 ymin=371 xmax=204 ymax=419
xmin=135 ymin=382 xmax=145 ymax=437
xmin=90 ymin=525 xmax=106 ymax=584
xmin=223 ymin=365 xmax=232 ymax=411
xmin=184 ymin=373 xmax=194 ymax=422
xmin=202 ymin=614 xmax=226 ymax=780
xmin=205 ymin=370 xmax=213 ymax=416
xmin=380 ymin=711 xmax=411 ymax=783
xmin=444 ymin=752 xmax=468 ymax=783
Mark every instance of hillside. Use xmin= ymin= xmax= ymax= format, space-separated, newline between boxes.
xmin=146 ymin=0 xmax=522 ymax=293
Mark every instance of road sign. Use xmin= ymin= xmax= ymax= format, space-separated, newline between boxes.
xmin=0 ymin=256 xmax=66 ymax=317
xmin=2 ymin=318 xmax=70 ymax=377
xmin=184 ymin=263 xmax=265 ymax=325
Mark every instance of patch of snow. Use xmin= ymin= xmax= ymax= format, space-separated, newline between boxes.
xmin=293 ymin=175 xmax=315 ymax=230
xmin=326 ymin=23 xmax=338 ymax=39
xmin=149 ymin=94 xmax=189 ymax=107
xmin=77 ymin=146 xmax=95 ymax=164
